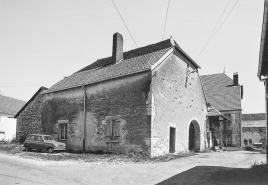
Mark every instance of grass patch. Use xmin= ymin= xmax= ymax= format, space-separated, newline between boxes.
xmin=0 ymin=143 xmax=196 ymax=164
xmin=222 ymin=147 xmax=242 ymax=151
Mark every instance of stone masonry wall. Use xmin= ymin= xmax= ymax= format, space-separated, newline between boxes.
xmin=223 ymin=111 xmax=242 ymax=147
xmin=242 ymin=127 xmax=266 ymax=147
xmin=41 ymin=72 xmax=151 ymax=154
xmin=16 ymin=93 xmax=43 ymax=142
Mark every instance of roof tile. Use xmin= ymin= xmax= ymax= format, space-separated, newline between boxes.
xmin=0 ymin=95 xmax=26 ymax=116
xmin=200 ymin=73 xmax=242 ymax=111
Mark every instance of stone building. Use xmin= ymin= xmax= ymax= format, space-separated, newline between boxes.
xmin=0 ymin=94 xmax=25 ymax=140
xmin=15 ymin=33 xmax=207 ymax=157
xmin=241 ymin=113 xmax=266 ymax=147
xmin=200 ymin=73 xmax=243 ymax=148
xmin=14 ymin=87 xmax=47 ymax=142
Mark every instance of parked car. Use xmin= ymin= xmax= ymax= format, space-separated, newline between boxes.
xmin=23 ymin=134 xmax=66 ymax=153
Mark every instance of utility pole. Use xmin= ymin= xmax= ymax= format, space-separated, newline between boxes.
xmin=265 ymin=80 xmax=268 ymax=164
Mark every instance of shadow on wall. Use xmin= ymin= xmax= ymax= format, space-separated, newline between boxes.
xmin=156 ymin=166 xmax=268 ymax=185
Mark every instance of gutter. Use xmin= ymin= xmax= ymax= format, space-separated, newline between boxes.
xmin=82 ymin=86 xmax=86 ymax=152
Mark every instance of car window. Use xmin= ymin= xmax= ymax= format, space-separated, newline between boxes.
xmin=36 ymin=136 xmax=43 ymax=142
xmin=33 ymin=136 xmax=38 ymax=141
xmin=26 ymin=136 xmax=31 ymax=141
xmin=39 ymin=136 xmax=44 ymax=142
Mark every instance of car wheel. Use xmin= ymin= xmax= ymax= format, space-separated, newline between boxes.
xmin=25 ymin=146 xmax=30 ymax=152
xmin=47 ymin=147 xmax=54 ymax=154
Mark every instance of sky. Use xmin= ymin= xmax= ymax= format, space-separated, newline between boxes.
xmin=0 ymin=0 xmax=265 ymax=114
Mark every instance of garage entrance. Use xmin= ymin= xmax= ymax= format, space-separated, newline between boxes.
xmin=189 ymin=120 xmax=200 ymax=151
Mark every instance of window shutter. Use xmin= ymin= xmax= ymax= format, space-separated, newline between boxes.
xmin=105 ymin=121 xmax=112 ymax=137
xmin=113 ymin=120 xmax=119 ymax=137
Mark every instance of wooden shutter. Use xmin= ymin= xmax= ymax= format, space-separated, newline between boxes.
xmin=105 ymin=120 xmax=112 ymax=137
xmin=112 ymin=120 xmax=119 ymax=137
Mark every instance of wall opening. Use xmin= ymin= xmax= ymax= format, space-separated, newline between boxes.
xmin=188 ymin=120 xmax=200 ymax=151
xmin=169 ymin=127 xmax=176 ymax=153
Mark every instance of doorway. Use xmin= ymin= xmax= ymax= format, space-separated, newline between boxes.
xmin=169 ymin=127 xmax=176 ymax=153
xmin=188 ymin=120 xmax=200 ymax=151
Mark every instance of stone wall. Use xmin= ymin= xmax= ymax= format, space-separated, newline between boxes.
xmin=41 ymin=72 xmax=151 ymax=154
xmin=16 ymin=93 xmax=43 ymax=142
xmin=223 ymin=111 xmax=242 ymax=147
xmin=150 ymin=50 xmax=207 ymax=157
xmin=242 ymin=127 xmax=266 ymax=147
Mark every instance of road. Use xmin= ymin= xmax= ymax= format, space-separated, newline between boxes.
xmin=0 ymin=151 xmax=265 ymax=185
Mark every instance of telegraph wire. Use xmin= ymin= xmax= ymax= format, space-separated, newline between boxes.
xmin=162 ymin=0 xmax=171 ymax=40
xmin=200 ymin=0 xmax=231 ymax=52
xmin=196 ymin=0 xmax=240 ymax=60
xmin=111 ymin=0 xmax=138 ymax=47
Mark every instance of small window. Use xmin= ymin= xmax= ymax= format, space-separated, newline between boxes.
xmin=59 ymin=124 xmax=67 ymax=140
xmin=30 ymin=135 xmax=35 ymax=141
xmin=105 ymin=120 xmax=120 ymax=140
xmin=244 ymin=139 xmax=248 ymax=146
xmin=249 ymin=139 xmax=252 ymax=145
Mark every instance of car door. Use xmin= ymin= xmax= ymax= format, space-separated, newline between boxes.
xmin=28 ymin=135 xmax=36 ymax=149
xmin=35 ymin=136 xmax=45 ymax=150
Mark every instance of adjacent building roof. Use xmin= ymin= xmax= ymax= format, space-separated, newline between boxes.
xmin=0 ymin=94 xmax=25 ymax=117
xmin=200 ymin=73 xmax=242 ymax=111
xmin=258 ymin=0 xmax=268 ymax=79
xmin=14 ymin=87 xmax=48 ymax=118
xmin=45 ymin=38 xmax=200 ymax=94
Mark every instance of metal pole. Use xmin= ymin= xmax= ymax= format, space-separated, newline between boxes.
xmin=82 ymin=86 xmax=86 ymax=152
xmin=265 ymin=80 xmax=268 ymax=164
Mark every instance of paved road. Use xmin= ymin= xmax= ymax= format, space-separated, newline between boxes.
xmin=0 ymin=151 xmax=265 ymax=185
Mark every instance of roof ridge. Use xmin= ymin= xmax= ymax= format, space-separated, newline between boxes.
xmin=76 ymin=39 xmax=172 ymax=73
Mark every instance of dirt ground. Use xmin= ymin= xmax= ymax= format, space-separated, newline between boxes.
xmin=0 ymin=150 xmax=266 ymax=185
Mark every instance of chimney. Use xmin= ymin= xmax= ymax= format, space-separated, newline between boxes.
xmin=112 ymin=32 xmax=123 ymax=65
xmin=233 ymin=72 xmax=238 ymax=86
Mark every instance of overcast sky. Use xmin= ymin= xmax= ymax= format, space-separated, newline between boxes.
xmin=0 ymin=0 xmax=265 ymax=114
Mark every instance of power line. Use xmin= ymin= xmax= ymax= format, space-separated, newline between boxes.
xmin=111 ymin=0 xmax=138 ymax=47
xmin=162 ymin=0 xmax=171 ymax=40
xmin=200 ymin=0 xmax=231 ymax=52
xmin=196 ymin=0 xmax=240 ymax=60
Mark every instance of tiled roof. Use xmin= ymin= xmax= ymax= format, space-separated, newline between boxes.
xmin=242 ymin=113 xmax=266 ymax=121
xmin=0 ymin=94 xmax=25 ymax=116
xmin=46 ymin=39 xmax=173 ymax=93
xmin=200 ymin=73 xmax=242 ymax=111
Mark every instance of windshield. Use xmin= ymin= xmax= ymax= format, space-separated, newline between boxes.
xmin=43 ymin=136 xmax=55 ymax=141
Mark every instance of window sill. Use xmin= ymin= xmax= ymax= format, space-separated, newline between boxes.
xmin=105 ymin=140 xmax=120 ymax=144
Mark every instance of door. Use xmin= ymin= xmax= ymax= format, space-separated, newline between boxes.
xmin=169 ymin=127 xmax=176 ymax=153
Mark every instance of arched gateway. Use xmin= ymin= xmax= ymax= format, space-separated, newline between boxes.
xmin=189 ymin=120 xmax=201 ymax=151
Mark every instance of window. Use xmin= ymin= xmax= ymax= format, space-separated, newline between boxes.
xmin=249 ymin=139 xmax=252 ymax=145
xmin=30 ymin=135 xmax=35 ymax=141
xmin=244 ymin=139 xmax=248 ymax=146
xmin=59 ymin=124 xmax=67 ymax=140
xmin=105 ymin=120 xmax=120 ymax=140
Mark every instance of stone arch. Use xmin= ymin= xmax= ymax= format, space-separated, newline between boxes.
xmin=188 ymin=120 xmax=201 ymax=151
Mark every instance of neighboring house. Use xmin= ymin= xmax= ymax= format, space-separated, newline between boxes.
xmin=15 ymin=33 xmax=207 ymax=157
xmin=0 ymin=94 xmax=25 ymax=140
xmin=241 ymin=113 xmax=266 ymax=147
xmin=200 ymin=73 xmax=243 ymax=148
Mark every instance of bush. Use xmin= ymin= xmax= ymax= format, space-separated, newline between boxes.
xmin=200 ymin=148 xmax=213 ymax=153
xmin=18 ymin=135 xmax=26 ymax=144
